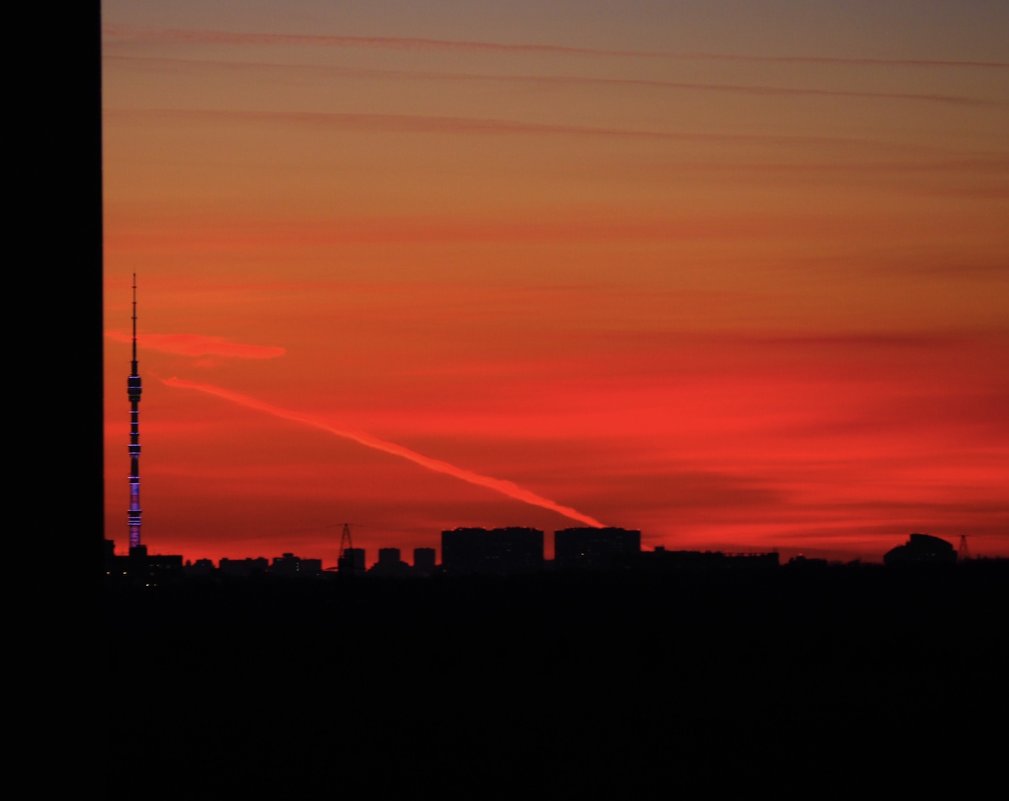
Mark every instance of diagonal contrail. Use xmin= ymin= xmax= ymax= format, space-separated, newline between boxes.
xmin=163 ymin=376 xmax=605 ymax=527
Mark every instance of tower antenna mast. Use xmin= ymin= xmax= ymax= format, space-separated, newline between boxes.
xmin=127 ymin=274 xmax=143 ymax=550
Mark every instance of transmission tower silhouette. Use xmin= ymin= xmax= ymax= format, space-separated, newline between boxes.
xmin=339 ymin=523 xmax=354 ymax=559
xmin=958 ymin=535 xmax=970 ymax=561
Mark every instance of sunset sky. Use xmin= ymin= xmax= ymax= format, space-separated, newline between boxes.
xmin=102 ymin=1 xmax=1009 ymax=564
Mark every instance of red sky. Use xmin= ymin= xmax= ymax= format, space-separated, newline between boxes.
xmin=102 ymin=1 xmax=1009 ymax=564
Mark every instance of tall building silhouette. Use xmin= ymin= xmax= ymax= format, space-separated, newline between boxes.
xmin=338 ymin=547 xmax=366 ymax=575
xmin=554 ymin=527 xmax=641 ymax=570
xmin=413 ymin=547 xmax=437 ymax=575
xmin=127 ymin=274 xmax=143 ymax=550
xmin=883 ymin=533 xmax=957 ymax=566
xmin=369 ymin=547 xmax=412 ymax=577
xmin=441 ymin=527 xmax=544 ymax=575
xmin=271 ymin=552 xmax=323 ymax=577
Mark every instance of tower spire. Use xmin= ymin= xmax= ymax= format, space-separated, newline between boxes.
xmin=127 ymin=275 xmax=143 ymax=551
xmin=131 ymin=273 xmax=138 ymax=368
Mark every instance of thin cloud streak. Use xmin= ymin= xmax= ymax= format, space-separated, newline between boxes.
xmin=106 ymin=331 xmax=286 ymax=359
xmin=106 ymin=107 xmax=897 ymax=149
xmin=695 ymin=52 xmax=1009 ymax=69
xmin=104 ymin=26 xmax=1009 ymax=68
xmin=104 ymin=212 xmax=964 ymax=251
xmin=640 ymin=157 xmax=1009 ymax=175
xmin=105 ymin=55 xmax=987 ymax=106
xmin=163 ymin=376 xmax=606 ymax=528
xmin=104 ymin=25 xmax=630 ymax=56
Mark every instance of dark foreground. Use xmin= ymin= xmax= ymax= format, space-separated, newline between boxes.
xmin=105 ymin=562 xmax=1008 ymax=797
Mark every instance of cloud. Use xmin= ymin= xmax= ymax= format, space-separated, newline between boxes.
xmin=105 ymin=331 xmax=286 ymax=359
xmin=105 ymin=107 xmax=890 ymax=150
xmin=635 ymin=157 xmax=1009 ymax=177
xmin=750 ymin=332 xmax=966 ymax=348
xmin=99 ymin=213 xmax=874 ymax=254
xmin=684 ymin=52 xmax=1009 ymax=69
xmin=104 ymin=25 xmax=632 ymax=56
xmin=900 ymin=261 xmax=1009 ymax=277
xmin=104 ymin=26 xmax=1009 ymax=68
xmin=105 ymin=55 xmax=988 ymax=107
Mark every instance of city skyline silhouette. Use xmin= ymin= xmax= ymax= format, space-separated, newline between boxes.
xmin=102 ymin=1 xmax=1009 ymax=563
xmin=107 ymin=275 xmax=1007 ymax=564
xmin=96 ymin=5 xmax=1009 ymax=796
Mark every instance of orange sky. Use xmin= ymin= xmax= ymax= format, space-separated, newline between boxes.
xmin=102 ymin=2 xmax=1009 ymax=564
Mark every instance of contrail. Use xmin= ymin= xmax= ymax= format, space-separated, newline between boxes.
xmin=163 ymin=376 xmax=605 ymax=527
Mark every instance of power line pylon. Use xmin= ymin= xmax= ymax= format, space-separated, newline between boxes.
xmin=338 ymin=522 xmax=354 ymax=560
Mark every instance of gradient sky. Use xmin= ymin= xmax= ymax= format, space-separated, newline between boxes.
xmin=103 ymin=1 xmax=1009 ymax=564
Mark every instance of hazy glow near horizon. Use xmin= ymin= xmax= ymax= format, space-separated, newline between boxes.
xmin=103 ymin=1 xmax=1009 ymax=564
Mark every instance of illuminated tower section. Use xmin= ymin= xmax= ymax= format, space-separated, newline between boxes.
xmin=127 ymin=274 xmax=143 ymax=550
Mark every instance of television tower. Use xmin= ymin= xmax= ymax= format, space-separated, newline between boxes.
xmin=127 ymin=274 xmax=143 ymax=550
